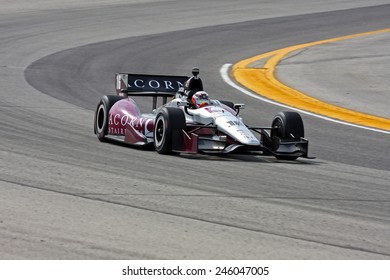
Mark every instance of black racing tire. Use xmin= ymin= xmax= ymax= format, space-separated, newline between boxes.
xmin=271 ymin=111 xmax=304 ymax=139
xmin=271 ymin=111 xmax=304 ymax=160
xmin=94 ymin=95 xmax=124 ymax=141
xmin=153 ymin=107 xmax=186 ymax=154
xmin=219 ymin=100 xmax=235 ymax=110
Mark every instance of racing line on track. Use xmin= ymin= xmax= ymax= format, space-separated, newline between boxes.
xmin=2 ymin=177 xmax=390 ymax=258
xmin=221 ymin=28 xmax=390 ymax=135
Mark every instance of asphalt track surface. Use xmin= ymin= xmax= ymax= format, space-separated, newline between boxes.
xmin=1 ymin=0 xmax=390 ymax=259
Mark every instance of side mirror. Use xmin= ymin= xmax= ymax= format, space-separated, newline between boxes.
xmin=234 ymin=104 xmax=245 ymax=110
xmin=234 ymin=103 xmax=245 ymax=116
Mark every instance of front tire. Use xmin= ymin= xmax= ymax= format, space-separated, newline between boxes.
xmin=271 ymin=111 xmax=304 ymax=160
xmin=94 ymin=95 xmax=124 ymax=141
xmin=154 ymin=107 xmax=185 ymax=154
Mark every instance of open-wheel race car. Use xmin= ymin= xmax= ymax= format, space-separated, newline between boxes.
xmin=94 ymin=70 xmax=310 ymax=160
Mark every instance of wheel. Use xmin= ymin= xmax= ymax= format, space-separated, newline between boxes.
xmin=271 ymin=111 xmax=304 ymax=139
xmin=94 ymin=95 xmax=124 ymax=141
xmin=271 ymin=111 xmax=304 ymax=160
xmin=153 ymin=107 xmax=185 ymax=154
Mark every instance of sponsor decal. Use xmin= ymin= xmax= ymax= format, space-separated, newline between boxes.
xmin=108 ymin=114 xmax=153 ymax=136
xmin=115 ymin=73 xmax=188 ymax=95
xmin=236 ymin=129 xmax=256 ymax=140
xmin=205 ymin=107 xmax=224 ymax=113
xmin=125 ymin=74 xmax=187 ymax=92
xmin=129 ymin=79 xmax=183 ymax=91
xmin=227 ymin=120 xmax=241 ymax=127
xmin=205 ymin=107 xmax=226 ymax=118
xmin=109 ymin=127 xmax=125 ymax=135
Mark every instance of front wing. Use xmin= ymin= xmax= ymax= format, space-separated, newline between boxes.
xmin=171 ymin=124 xmax=309 ymax=158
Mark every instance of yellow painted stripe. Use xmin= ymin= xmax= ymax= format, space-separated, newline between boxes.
xmin=232 ymin=28 xmax=390 ymax=131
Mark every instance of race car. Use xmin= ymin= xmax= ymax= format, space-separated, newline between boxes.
xmin=94 ymin=72 xmax=310 ymax=160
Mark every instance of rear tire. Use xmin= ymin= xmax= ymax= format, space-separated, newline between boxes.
xmin=94 ymin=95 xmax=124 ymax=141
xmin=271 ymin=111 xmax=304 ymax=160
xmin=154 ymin=107 xmax=185 ymax=154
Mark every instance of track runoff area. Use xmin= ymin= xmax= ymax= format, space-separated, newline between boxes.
xmin=221 ymin=28 xmax=390 ymax=135
xmin=4 ymin=31 xmax=389 ymax=280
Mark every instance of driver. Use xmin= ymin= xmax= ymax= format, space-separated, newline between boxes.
xmin=191 ymin=91 xmax=210 ymax=108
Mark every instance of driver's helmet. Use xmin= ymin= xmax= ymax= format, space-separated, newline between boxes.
xmin=191 ymin=91 xmax=210 ymax=108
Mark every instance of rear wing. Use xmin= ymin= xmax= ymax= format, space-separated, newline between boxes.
xmin=115 ymin=73 xmax=188 ymax=97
